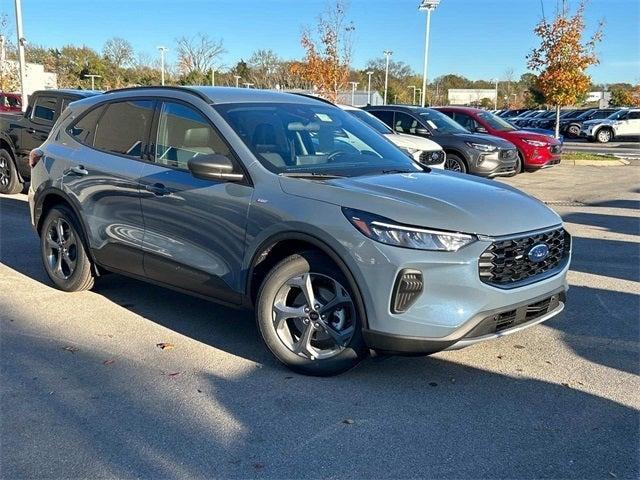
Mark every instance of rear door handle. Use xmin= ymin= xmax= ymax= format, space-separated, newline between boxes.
xmin=144 ymin=183 xmax=171 ymax=196
xmin=69 ymin=165 xmax=88 ymax=176
xmin=26 ymin=127 xmax=36 ymax=134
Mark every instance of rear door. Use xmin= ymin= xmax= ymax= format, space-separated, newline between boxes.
xmin=619 ymin=111 xmax=640 ymax=136
xmin=138 ymin=100 xmax=252 ymax=303
xmin=63 ymin=99 xmax=153 ymax=275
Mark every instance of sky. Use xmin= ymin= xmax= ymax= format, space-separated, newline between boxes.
xmin=2 ymin=0 xmax=639 ymax=84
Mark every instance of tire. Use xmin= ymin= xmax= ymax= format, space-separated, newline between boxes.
xmin=506 ymin=153 xmax=524 ymax=177
xmin=0 ymin=149 xmax=23 ymax=195
xmin=256 ymin=251 xmax=368 ymax=376
xmin=444 ymin=154 xmax=467 ymax=174
xmin=596 ymin=128 xmax=612 ymax=144
xmin=40 ymin=205 xmax=95 ymax=292
xmin=567 ymin=125 xmax=580 ymax=137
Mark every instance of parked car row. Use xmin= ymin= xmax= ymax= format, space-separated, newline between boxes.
xmin=0 ymin=86 xmax=572 ymax=375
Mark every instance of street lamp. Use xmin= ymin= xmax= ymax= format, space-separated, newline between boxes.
xmin=366 ymin=71 xmax=374 ymax=105
xmin=14 ymin=0 xmax=27 ymax=111
xmin=409 ymin=85 xmax=417 ymax=105
xmin=83 ymin=74 xmax=101 ymax=90
xmin=383 ymin=50 xmax=393 ymax=105
xmin=416 ymin=88 xmax=422 ymax=106
xmin=234 ymin=75 xmax=241 ymax=88
xmin=157 ymin=46 xmax=167 ymax=86
xmin=349 ymin=81 xmax=359 ymax=105
xmin=494 ymin=78 xmax=499 ymax=110
xmin=419 ymin=0 xmax=440 ymax=107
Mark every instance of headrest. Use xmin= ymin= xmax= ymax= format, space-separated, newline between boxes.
xmin=184 ymin=127 xmax=211 ymax=147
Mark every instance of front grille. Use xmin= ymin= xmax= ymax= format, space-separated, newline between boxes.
xmin=419 ymin=150 xmax=444 ymax=165
xmin=500 ymin=149 xmax=517 ymax=160
xmin=479 ymin=227 xmax=570 ymax=287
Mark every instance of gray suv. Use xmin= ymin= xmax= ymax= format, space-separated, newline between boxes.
xmin=364 ymin=105 xmax=519 ymax=177
xmin=28 ymin=87 xmax=570 ymax=376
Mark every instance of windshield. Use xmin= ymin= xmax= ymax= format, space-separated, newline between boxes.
xmin=478 ymin=111 xmax=517 ymax=132
xmin=418 ymin=109 xmax=468 ymax=134
xmin=606 ymin=110 xmax=627 ymax=120
xmin=574 ymin=109 xmax=595 ymax=120
xmin=347 ymin=109 xmax=393 ymax=134
xmin=214 ymin=102 xmax=420 ymax=177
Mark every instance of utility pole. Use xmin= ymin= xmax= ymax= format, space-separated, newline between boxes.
xmin=157 ymin=46 xmax=167 ymax=86
xmin=383 ymin=50 xmax=393 ymax=105
xmin=234 ymin=75 xmax=241 ymax=88
xmin=350 ymin=81 xmax=359 ymax=105
xmin=366 ymin=71 xmax=373 ymax=105
xmin=419 ymin=0 xmax=441 ymax=107
xmin=14 ymin=0 xmax=27 ymax=111
xmin=84 ymin=74 xmax=101 ymax=90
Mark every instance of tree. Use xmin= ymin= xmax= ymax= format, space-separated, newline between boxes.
xmin=247 ymin=49 xmax=280 ymax=88
xmin=176 ymin=33 xmax=225 ymax=76
xmin=293 ymin=1 xmax=354 ymax=102
xmin=609 ymin=86 xmax=637 ymax=107
xmin=0 ymin=14 xmax=20 ymax=91
xmin=103 ymin=37 xmax=134 ymax=67
xmin=527 ymin=1 xmax=604 ymax=137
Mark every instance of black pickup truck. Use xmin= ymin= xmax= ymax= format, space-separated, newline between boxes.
xmin=0 ymin=89 xmax=99 ymax=194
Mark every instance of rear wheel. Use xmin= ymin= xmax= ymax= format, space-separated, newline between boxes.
xmin=444 ymin=154 xmax=467 ymax=174
xmin=567 ymin=124 xmax=580 ymax=137
xmin=40 ymin=205 xmax=95 ymax=292
xmin=0 ymin=149 xmax=23 ymax=195
xmin=596 ymin=128 xmax=612 ymax=143
xmin=256 ymin=251 xmax=367 ymax=376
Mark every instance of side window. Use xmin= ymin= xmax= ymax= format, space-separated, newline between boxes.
xmin=627 ymin=112 xmax=640 ymax=120
xmin=453 ymin=112 xmax=477 ymax=131
xmin=394 ymin=112 xmax=419 ymax=134
xmin=154 ymin=101 xmax=231 ymax=170
xmin=94 ymin=100 xmax=154 ymax=158
xmin=32 ymin=96 xmax=57 ymax=123
xmin=369 ymin=110 xmax=393 ymax=127
xmin=68 ymin=105 xmax=106 ymax=145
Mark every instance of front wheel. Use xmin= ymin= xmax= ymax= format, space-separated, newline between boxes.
xmin=567 ymin=125 xmax=580 ymax=137
xmin=0 ymin=149 xmax=23 ymax=195
xmin=596 ymin=128 xmax=612 ymax=143
xmin=444 ymin=154 xmax=467 ymax=174
xmin=256 ymin=252 xmax=368 ymax=376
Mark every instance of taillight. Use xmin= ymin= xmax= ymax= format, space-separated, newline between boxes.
xmin=29 ymin=148 xmax=43 ymax=168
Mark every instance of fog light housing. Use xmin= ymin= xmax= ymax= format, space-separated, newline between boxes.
xmin=391 ymin=269 xmax=423 ymax=313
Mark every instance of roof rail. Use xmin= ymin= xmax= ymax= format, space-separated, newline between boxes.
xmin=104 ymin=85 xmax=211 ymax=103
xmin=288 ymin=92 xmax=336 ymax=106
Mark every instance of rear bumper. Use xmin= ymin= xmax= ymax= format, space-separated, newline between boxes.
xmin=363 ymin=289 xmax=567 ymax=354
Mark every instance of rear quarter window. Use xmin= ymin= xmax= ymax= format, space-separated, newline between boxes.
xmin=68 ymin=105 xmax=106 ymax=145
xmin=92 ymin=100 xmax=154 ymax=158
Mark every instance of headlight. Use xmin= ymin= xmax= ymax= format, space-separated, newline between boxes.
xmin=342 ymin=208 xmax=476 ymax=251
xmin=523 ymin=139 xmax=548 ymax=147
xmin=465 ymin=142 xmax=497 ymax=152
xmin=405 ymin=147 xmax=421 ymax=155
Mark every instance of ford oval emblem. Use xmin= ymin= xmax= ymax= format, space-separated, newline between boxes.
xmin=528 ymin=243 xmax=550 ymax=263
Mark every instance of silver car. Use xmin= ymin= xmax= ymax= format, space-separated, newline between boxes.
xmin=28 ymin=87 xmax=571 ymax=376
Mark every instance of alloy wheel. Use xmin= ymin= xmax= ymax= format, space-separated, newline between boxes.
xmin=0 ymin=156 xmax=9 ymax=188
xmin=445 ymin=157 xmax=463 ymax=172
xmin=271 ymin=273 xmax=356 ymax=360
xmin=597 ymin=129 xmax=611 ymax=143
xmin=44 ymin=218 xmax=78 ymax=280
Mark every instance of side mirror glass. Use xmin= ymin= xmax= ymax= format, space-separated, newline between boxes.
xmin=188 ymin=154 xmax=243 ymax=182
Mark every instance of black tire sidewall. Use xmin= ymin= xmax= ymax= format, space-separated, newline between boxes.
xmin=256 ymin=252 xmax=367 ymax=376
xmin=0 ymin=149 xmax=22 ymax=195
xmin=40 ymin=206 xmax=94 ymax=292
xmin=447 ymin=154 xmax=467 ymax=174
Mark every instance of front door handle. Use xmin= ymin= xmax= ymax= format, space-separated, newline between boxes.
xmin=144 ymin=183 xmax=171 ymax=196
xmin=69 ymin=165 xmax=88 ymax=176
xmin=26 ymin=127 xmax=36 ymax=134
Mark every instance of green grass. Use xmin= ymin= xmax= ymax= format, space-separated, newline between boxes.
xmin=562 ymin=152 xmax=620 ymax=162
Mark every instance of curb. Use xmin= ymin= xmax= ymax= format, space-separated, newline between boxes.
xmin=564 ymin=158 xmax=630 ymax=167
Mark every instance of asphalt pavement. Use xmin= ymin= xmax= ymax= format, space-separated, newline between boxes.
xmin=563 ymin=139 xmax=640 ymax=159
xmin=1 ymin=164 xmax=639 ymax=479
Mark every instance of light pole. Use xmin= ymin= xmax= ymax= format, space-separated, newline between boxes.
xmin=234 ymin=75 xmax=241 ymax=88
xmin=14 ymin=0 xmax=27 ymax=111
xmin=211 ymin=68 xmax=215 ymax=86
xmin=419 ymin=0 xmax=440 ymax=107
xmin=416 ymin=88 xmax=422 ymax=106
xmin=366 ymin=71 xmax=373 ymax=105
xmin=511 ymin=93 xmax=517 ymax=107
xmin=349 ymin=81 xmax=359 ymax=105
xmin=383 ymin=50 xmax=393 ymax=105
xmin=494 ymin=78 xmax=499 ymax=110
xmin=409 ymin=85 xmax=417 ymax=105
xmin=84 ymin=74 xmax=101 ymax=90
xmin=157 ymin=46 xmax=167 ymax=86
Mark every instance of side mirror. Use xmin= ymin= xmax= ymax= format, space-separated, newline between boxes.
xmin=475 ymin=125 xmax=488 ymax=133
xmin=188 ymin=154 xmax=243 ymax=182
xmin=415 ymin=127 xmax=430 ymax=136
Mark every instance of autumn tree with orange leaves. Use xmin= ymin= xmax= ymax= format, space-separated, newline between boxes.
xmin=292 ymin=1 xmax=354 ymax=102
xmin=527 ymin=1 xmax=604 ymax=137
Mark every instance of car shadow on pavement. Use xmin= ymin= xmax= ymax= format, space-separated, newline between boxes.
xmin=563 ymin=211 xmax=640 ymax=237
xmin=568 ymin=236 xmax=640 ymax=282
xmin=0 ymin=326 xmax=638 ymax=480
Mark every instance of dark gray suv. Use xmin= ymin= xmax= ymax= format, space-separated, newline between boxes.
xmin=364 ymin=105 xmax=518 ymax=177
xmin=28 ymin=86 xmax=570 ymax=376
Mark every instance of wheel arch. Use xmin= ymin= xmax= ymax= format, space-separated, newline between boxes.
xmin=442 ymin=147 xmax=470 ymax=169
xmin=0 ymin=135 xmax=22 ymax=181
xmin=245 ymin=232 xmax=369 ymax=329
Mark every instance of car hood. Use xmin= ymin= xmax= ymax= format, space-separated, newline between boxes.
xmin=385 ymin=133 xmax=442 ymax=152
xmin=582 ymin=118 xmax=613 ymax=126
xmin=506 ymin=130 xmax=561 ymax=144
xmin=279 ymin=170 xmax=561 ymax=236
xmin=447 ymin=132 xmax=516 ymax=149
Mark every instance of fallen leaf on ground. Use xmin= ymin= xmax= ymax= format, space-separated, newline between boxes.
xmin=102 ymin=359 xmax=115 ymax=366
xmin=156 ymin=342 xmax=175 ymax=350
xmin=62 ymin=346 xmax=79 ymax=353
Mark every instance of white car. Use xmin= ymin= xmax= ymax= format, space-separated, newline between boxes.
xmin=581 ymin=109 xmax=640 ymax=143
xmin=339 ymin=104 xmax=445 ymax=169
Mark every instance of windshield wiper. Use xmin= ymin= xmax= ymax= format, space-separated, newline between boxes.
xmin=381 ymin=169 xmax=421 ymax=175
xmin=279 ymin=172 xmax=344 ymax=179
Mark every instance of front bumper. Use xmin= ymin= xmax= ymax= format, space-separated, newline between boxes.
xmin=522 ymin=144 xmax=562 ymax=169
xmin=469 ymin=149 xmax=518 ymax=178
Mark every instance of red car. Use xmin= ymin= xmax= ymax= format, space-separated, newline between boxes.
xmin=0 ymin=92 xmax=22 ymax=113
xmin=436 ymin=106 xmax=562 ymax=172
